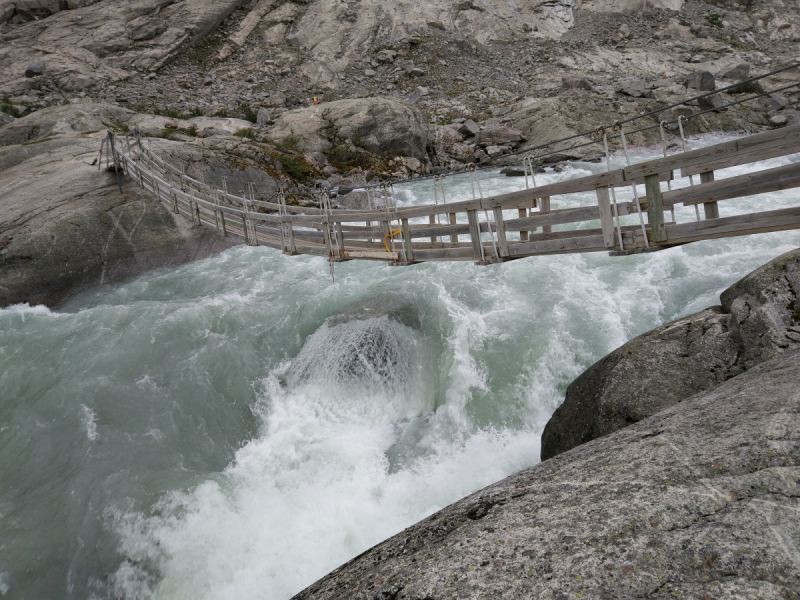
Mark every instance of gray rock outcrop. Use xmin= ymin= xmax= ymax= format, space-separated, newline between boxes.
xmin=0 ymin=102 xmax=309 ymax=307
xmin=293 ymin=348 xmax=800 ymax=600
xmin=541 ymin=247 xmax=800 ymax=460
xmin=269 ymin=97 xmax=429 ymax=160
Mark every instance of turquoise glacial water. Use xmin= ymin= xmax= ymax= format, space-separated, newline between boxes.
xmin=1 ymin=137 xmax=798 ymax=599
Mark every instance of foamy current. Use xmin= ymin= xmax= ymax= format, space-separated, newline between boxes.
xmin=1 ymin=135 xmax=798 ymax=599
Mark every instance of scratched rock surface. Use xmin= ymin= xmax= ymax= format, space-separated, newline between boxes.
xmin=0 ymin=102 xmax=315 ymax=307
xmin=293 ymin=349 xmax=800 ymax=600
xmin=541 ymin=247 xmax=800 ymax=460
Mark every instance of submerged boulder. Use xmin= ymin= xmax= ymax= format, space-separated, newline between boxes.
xmin=541 ymin=247 xmax=800 ymax=459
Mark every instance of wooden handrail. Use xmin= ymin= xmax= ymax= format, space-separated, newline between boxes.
xmin=116 ymin=125 xmax=800 ymax=265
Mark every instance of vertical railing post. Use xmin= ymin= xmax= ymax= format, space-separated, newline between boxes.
xmin=540 ymin=197 xmax=551 ymax=235
xmin=492 ymin=207 xmax=509 ymax=258
xmin=401 ymin=218 xmax=414 ymax=263
xmin=596 ymin=186 xmax=615 ymax=249
xmin=700 ymin=171 xmax=719 ymax=219
xmin=519 ymin=208 xmax=529 ymax=241
xmin=644 ymin=174 xmax=667 ymax=243
xmin=467 ymin=209 xmax=484 ymax=261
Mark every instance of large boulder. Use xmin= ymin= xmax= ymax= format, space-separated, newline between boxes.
xmin=269 ymin=97 xmax=429 ymax=160
xmin=293 ymin=349 xmax=800 ymax=600
xmin=540 ymin=307 xmax=744 ymax=460
xmin=541 ymin=247 xmax=800 ymax=459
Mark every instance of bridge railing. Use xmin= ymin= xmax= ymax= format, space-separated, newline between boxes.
xmin=111 ymin=123 xmax=800 ymax=265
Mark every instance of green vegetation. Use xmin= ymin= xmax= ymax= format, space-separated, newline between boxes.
xmin=154 ymin=107 xmax=187 ymax=120
xmin=326 ymin=144 xmax=372 ymax=171
xmin=212 ymin=108 xmax=230 ymax=118
xmin=277 ymin=155 xmax=310 ymax=181
xmin=234 ymin=127 xmax=256 ymax=140
xmin=186 ymin=124 xmax=198 ymax=137
xmin=705 ymin=13 xmax=723 ymax=28
xmin=237 ymin=101 xmax=258 ymax=124
xmin=1 ymin=96 xmax=23 ymax=118
xmin=188 ymin=36 xmax=224 ymax=66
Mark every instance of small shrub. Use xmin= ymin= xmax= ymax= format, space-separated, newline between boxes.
xmin=0 ymin=97 xmax=22 ymax=118
xmin=237 ymin=101 xmax=258 ymax=124
xmin=154 ymin=107 xmax=187 ymax=120
xmin=277 ymin=155 xmax=310 ymax=181
xmin=705 ymin=14 xmax=723 ymax=28
xmin=212 ymin=109 xmax=230 ymax=118
xmin=235 ymin=127 xmax=256 ymax=140
xmin=188 ymin=106 xmax=204 ymax=118
xmin=352 ymin=129 xmax=364 ymax=148
xmin=186 ymin=124 xmax=198 ymax=137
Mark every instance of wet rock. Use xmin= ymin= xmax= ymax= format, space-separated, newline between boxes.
xmin=541 ymin=247 xmax=800 ymax=460
xmin=685 ymin=70 xmax=715 ymax=91
xmin=24 ymin=60 xmax=45 ymax=78
xmin=500 ymin=167 xmax=525 ymax=176
xmin=541 ymin=307 xmax=744 ymax=460
xmin=293 ymin=348 xmax=800 ymax=600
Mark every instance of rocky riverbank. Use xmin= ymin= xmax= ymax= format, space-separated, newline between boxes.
xmin=290 ymin=249 xmax=800 ymax=600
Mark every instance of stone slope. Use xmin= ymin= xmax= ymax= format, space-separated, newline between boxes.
xmin=541 ymin=247 xmax=800 ymax=460
xmin=293 ymin=348 xmax=800 ymax=600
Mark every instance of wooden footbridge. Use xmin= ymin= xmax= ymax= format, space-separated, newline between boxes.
xmin=105 ymin=122 xmax=800 ymax=266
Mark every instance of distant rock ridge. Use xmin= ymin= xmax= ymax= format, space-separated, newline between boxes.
xmin=541 ymin=246 xmax=800 ymax=459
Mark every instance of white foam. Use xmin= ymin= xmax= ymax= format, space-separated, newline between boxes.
xmin=80 ymin=405 xmax=98 ymax=442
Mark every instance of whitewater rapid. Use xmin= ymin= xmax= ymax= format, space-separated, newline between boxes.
xmin=0 ymin=135 xmax=798 ymax=600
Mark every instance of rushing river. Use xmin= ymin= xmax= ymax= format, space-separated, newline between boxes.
xmin=1 ymin=136 xmax=798 ymax=600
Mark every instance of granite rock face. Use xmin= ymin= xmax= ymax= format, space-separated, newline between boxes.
xmin=541 ymin=247 xmax=800 ymax=460
xmin=293 ymin=349 xmax=800 ymax=600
